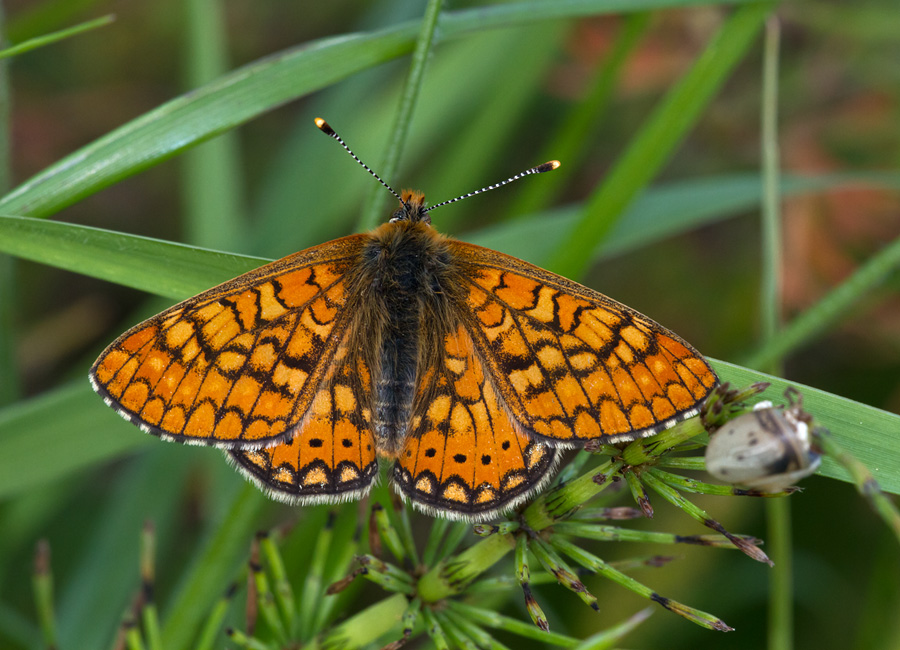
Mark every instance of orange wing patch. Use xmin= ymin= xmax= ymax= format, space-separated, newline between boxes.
xmin=229 ymin=333 xmax=378 ymax=503
xmin=451 ymin=241 xmax=717 ymax=444
xmin=393 ymin=324 xmax=557 ymax=519
xmin=90 ymin=236 xmax=367 ymax=447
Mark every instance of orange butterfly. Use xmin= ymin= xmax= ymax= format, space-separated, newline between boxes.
xmin=90 ymin=119 xmax=718 ymax=520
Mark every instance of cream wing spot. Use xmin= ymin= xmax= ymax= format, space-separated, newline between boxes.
xmin=416 ymin=475 xmax=434 ymax=494
xmin=250 ymin=343 xmax=277 ymax=373
xmin=614 ymin=341 xmax=634 ymax=365
xmin=334 ymin=384 xmax=357 ymax=412
xmin=165 ymin=320 xmax=194 ymax=348
xmin=537 ymin=345 xmax=565 ymax=369
xmin=427 ymin=395 xmax=452 ymax=423
xmin=257 ymin=283 xmax=289 ymax=320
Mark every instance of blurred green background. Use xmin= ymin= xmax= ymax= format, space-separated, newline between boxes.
xmin=0 ymin=0 xmax=898 ymax=648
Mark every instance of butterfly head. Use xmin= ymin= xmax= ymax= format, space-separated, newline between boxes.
xmin=391 ymin=190 xmax=431 ymax=225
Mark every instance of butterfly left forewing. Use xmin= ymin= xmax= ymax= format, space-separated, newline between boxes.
xmin=450 ymin=240 xmax=718 ymax=444
xmin=393 ymin=323 xmax=557 ymax=520
xmin=90 ymin=235 xmax=367 ymax=447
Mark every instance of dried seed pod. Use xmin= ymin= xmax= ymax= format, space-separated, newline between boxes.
xmin=705 ymin=391 xmax=821 ymax=492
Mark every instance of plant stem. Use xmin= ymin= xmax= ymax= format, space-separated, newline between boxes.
xmin=358 ymin=0 xmax=444 ymax=231
xmin=759 ymin=14 xmax=793 ymax=650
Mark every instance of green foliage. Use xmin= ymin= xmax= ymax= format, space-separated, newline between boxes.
xmin=1 ymin=1 xmax=899 ymax=649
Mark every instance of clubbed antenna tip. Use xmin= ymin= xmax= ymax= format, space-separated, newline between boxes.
xmin=314 ymin=117 xmax=336 ymax=137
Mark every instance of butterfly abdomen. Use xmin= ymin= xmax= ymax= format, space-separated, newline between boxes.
xmin=357 ymin=221 xmax=462 ymax=456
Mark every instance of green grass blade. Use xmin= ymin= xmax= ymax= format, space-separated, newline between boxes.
xmin=0 ymin=381 xmax=151 ymax=499
xmin=469 ymin=172 xmax=900 ymax=265
xmin=7 ymin=173 xmax=898 ymax=302
xmin=5 ymin=0 xmax=106 ymax=44
xmin=745 ymin=232 xmax=900 ymax=369
xmin=0 ymin=14 xmax=114 ymax=60
xmin=438 ymin=0 xmax=755 ymax=31
xmin=545 ymin=2 xmax=773 ymax=279
xmin=509 ymin=10 xmax=652 ymax=217
xmin=0 ymin=0 xmax=757 ymax=221
xmin=0 ymin=215 xmax=264 ymax=299
xmin=0 ymin=26 xmax=420 ymax=219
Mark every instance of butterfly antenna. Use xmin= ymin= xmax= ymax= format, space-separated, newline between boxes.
xmin=425 ymin=160 xmax=561 ymax=213
xmin=315 ymin=118 xmax=404 ymax=204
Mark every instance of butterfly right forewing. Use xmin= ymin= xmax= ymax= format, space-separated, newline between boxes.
xmin=451 ymin=240 xmax=718 ymax=445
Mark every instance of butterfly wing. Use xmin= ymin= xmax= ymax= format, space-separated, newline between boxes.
xmin=393 ymin=323 xmax=558 ymax=520
xmin=90 ymin=235 xmax=367 ymax=447
xmin=449 ymin=241 xmax=718 ymax=444
xmin=227 ymin=329 xmax=378 ymax=504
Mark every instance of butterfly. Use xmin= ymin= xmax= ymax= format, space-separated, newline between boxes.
xmin=90 ymin=118 xmax=718 ymax=521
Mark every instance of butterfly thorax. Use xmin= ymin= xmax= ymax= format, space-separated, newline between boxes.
xmin=354 ymin=215 xmax=461 ymax=457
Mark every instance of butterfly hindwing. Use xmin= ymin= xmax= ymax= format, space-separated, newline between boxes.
xmin=393 ymin=323 xmax=558 ymax=519
xmin=450 ymin=240 xmax=718 ymax=444
xmin=228 ymin=330 xmax=378 ymax=503
xmin=90 ymin=235 xmax=367 ymax=447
